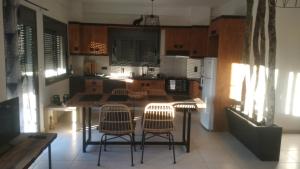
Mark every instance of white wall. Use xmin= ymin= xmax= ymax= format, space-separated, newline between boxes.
xmin=274 ymin=8 xmax=300 ymax=132
xmin=70 ymin=1 xmax=211 ymax=25
xmin=211 ymin=0 xmax=246 ymax=19
xmin=0 ymin=0 xmax=6 ymax=101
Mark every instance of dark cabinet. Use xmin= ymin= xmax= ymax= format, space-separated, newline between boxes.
xmin=69 ymin=76 xmax=85 ymax=97
xmin=109 ymin=28 xmax=160 ymax=66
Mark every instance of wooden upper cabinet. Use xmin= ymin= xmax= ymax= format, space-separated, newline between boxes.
xmin=190 ymin=27 xmax=208 ymax=58
xmin=81 ymin=25 xmax=108 ymax=55
xmin=165 ymin=28 xmax=191 ymax=55
xmin=81 ymin=25 xmax=93 ymax=55
xmin=68 ymin=23 xmax=81 ymax=54
xmin=93 ymin=26 xmax=108 ymax=55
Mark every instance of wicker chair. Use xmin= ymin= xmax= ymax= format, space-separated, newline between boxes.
xmin=111 ymin=88 xmax=129 ymax=95
xmin=141 ymin=103 xmax=176 ymax=164
xmin=111 ymin=88 xmax=137 ymax=146
xmin=97 ymin=104 xmax=135 ymax=166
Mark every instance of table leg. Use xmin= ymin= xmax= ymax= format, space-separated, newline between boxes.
xmin=182 ymin=110 xmax=187 ymax=143
xmin=186 ymin=111 xmax=191 ymax=153
xmin=88 ymin=107 xmax=92 ymax=142
xmin=48 ymin=144 xmax=52 ymax=169
xmin=82 ymin=107 xmax=87 ymax=152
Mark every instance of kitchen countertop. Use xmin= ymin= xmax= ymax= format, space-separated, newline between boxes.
xmin=71 ymin=75 xmax=200 ymax=81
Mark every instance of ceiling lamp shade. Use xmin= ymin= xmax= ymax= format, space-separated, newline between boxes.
xmin=144 ymin=0 xmax=160 ymax=26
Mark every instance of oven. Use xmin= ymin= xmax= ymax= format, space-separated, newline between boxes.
xmin=165 ymin=79 xmax=189 ymax=94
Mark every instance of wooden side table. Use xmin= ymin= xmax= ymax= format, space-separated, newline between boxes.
xmin=0 ymin=133 xmax=57 ymax=169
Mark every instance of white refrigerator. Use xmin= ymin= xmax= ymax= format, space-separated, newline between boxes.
xmin=200 ymin=57 xmax=217 ymax=131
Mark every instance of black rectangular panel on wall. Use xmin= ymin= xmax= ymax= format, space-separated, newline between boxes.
xmin=108 ymin=27 xmax=160 ymax=67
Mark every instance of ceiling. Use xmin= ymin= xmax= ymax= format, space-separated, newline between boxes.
xmin=71 ymin=0 xmax=231 ymax=8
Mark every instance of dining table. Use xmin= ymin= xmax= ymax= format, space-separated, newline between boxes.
xmin=66 ymin=92 xmax=206 ymax=153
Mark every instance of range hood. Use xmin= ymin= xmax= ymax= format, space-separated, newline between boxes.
xmin=165 ymin=55 xmax=189 ymax=58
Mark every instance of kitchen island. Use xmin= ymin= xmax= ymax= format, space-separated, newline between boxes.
xmin=66 ymin=92 xmax=205 ymax=153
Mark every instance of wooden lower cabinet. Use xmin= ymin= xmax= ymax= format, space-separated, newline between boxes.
xmin=85 ymin=79 xmax=103 ymax=93
xmin=189 ymin=80 xmax=201 ymax=99
xmin=126 ymin=80 xmax=165 ymax=95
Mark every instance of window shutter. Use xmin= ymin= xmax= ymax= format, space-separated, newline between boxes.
xmin=43 ymin=16 xmax=67 ymax=82
xmin=18 ymin=24 xmax=34 ymax=75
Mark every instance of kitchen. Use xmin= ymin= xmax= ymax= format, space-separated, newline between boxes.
xmin=1 ymin=0 xmax=300 ymax=169
xmin=68 ymin=17 xmax=244 ymax=132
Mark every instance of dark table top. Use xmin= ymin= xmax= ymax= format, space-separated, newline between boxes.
xmin=0 ymin=133 xmax=57 ymax=169
xmin=66 ymin=93 xmax=206 ymax=110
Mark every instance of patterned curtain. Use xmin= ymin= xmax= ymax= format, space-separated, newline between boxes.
xmin=3 ymin=0 xmax=38 ymax=132
xmin=241 ymin=0 xmax=277 ymax=126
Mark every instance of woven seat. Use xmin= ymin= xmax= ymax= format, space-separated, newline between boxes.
xmin=141 ymin=103 xmax=176 ymax=164
xmin=97 ymin=104 xmax=135 ymax=167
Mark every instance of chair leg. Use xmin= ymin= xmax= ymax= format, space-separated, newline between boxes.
xmin=129 ymin=134 xmax=134 ymax=167
xmin=141 ymin=132 xmax=146 ymax=164
xmin=97 ymin=134 xmax=105 ymax=166
xmin=168 ymin=133 xmax=171 ymax=150
xmin=104 ymin=135 xmax=107 ymax=151
xmin=170 ymin=133 xmax=176 ymax=164
xmin=132 ymin=133 xmax=136 ymax=151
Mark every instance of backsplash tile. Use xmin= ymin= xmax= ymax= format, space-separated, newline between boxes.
xmin=70 ymin=55 xmax=160 ymax=77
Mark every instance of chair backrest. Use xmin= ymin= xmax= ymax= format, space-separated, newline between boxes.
xmin=143 ymin=103 xmax=175 ymax=132
xmin=99 ymin=104 xmax=133 ymax=135
xmin=112 ymin=88 xmax=128 ymax=95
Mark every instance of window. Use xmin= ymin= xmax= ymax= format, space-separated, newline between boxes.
xmin=43 ymin=16 xmax=68 ymax=85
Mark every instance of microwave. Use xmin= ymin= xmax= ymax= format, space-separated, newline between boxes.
xmin=165 ymin=79 xmax=189 ymax=94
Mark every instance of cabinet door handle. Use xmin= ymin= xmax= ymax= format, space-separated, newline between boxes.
xmin=193 ymin=50 xmax=197 ymax=54
xmin=174 ymin=44 xmax=178 ymax=49
xmin=74 ymin=46 xmax=78 ymax=51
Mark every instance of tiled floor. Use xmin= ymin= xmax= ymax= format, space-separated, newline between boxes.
xmin=30 ymin=112 xmax=300 ymax=169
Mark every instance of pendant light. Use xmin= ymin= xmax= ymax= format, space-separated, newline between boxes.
xmin=144 ymin=0 xmax=160 ymax=26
